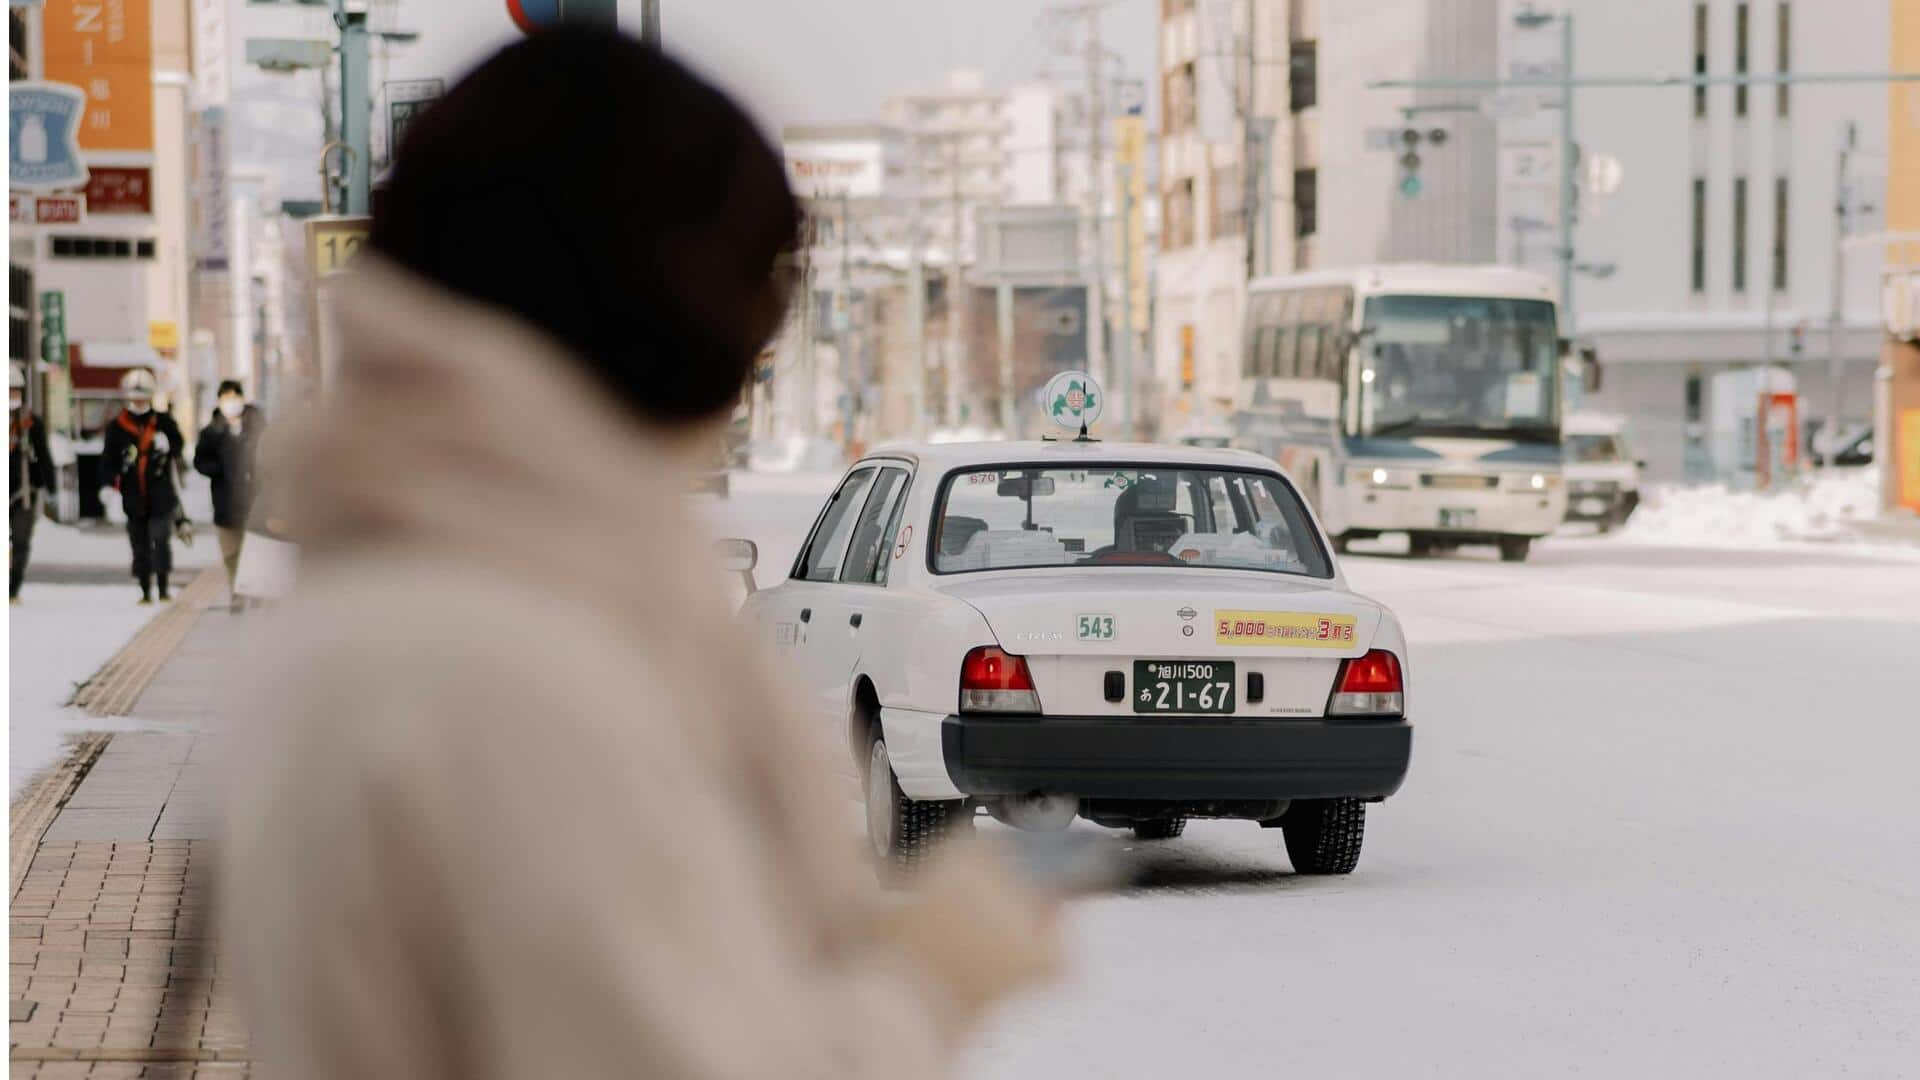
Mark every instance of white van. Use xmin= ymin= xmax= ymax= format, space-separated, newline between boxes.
xmin=1562 ymin=413 xmax=1641 ymax=531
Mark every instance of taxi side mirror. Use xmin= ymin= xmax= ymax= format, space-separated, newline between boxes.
xmin=715 ymin=538 xmax=758 ymax=593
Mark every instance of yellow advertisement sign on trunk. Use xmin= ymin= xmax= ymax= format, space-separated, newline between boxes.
xmin=1215 ymin=610 xmax=1358 ymax=648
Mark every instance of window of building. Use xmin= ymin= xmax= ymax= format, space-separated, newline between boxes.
xmin=1772 ymin=176 xmax=1789 ymax=291
xmin=1289 ymin=41 xmax=1317 ymax=113
xmin=49 ymin=236 xmax=155 ymax=260
xmin=1734 ymin=3 xmax=1750 ymax=117
xmin=1163 ymin=62 xmax=1197 ymax=137
xmin=1293 ymin=168 xmax=1317 ymax=239
xmin=1776 ymin=3 xmax=1791 ymax=115
xmin=1692 ymin=3 xmax=1709 ymax=119
xmin=1690 ymin=178 xmax=1707 ymax=293
xmin=1163 ymin=178 xmax=1196 ymax=250
xmin=1210 ymin=163 xmax=1243 ymax=238
xmin=1732 ymin=176 xmax=1748 ymax=292
xmin=1685 ymin=374 xmax=1704 ymax=423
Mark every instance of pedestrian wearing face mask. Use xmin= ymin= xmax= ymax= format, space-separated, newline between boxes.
xmin=9 ymin=365 xmax=55 ymax=604
xmin=195 ymin=380 xmax=267 ymax=610
xmin=100 ymin=369 xmax=187 ymax=604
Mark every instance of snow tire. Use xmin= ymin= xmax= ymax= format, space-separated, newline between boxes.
xmin=1281 ymin=798 xmax=1365 ymax=875
xmin=866 ymin=736 xmax=957 ymax=887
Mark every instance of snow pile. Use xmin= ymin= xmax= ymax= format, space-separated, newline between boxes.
xmin=1624 ymin=468 xmax=1892 ymax=547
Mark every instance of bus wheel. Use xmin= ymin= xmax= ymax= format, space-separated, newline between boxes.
xmin=1331 ymin=533 xmax=1351 ymax=554
xmin=1498 ymin=536 xmax=1532 ymax=562
xmin=1407 ymin=533 xmax=1434 ymax=558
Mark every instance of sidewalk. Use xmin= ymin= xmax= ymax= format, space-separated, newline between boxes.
xmin=9 ymin=583 xmax=252 ymax=1078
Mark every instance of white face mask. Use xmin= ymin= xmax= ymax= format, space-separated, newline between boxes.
xmin=128 ymin=398 xmax=152 ymax=415
xmin=220 ymin=398 xmax=245 ymax=420
xmin=8 ymin=393 xmax=20 ymax=412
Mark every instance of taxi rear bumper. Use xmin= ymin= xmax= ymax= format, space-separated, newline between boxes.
xmin=942 ymin=714 xmax=1411 ymax=801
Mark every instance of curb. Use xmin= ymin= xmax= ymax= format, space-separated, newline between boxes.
xmin=6 ymin=733 xmax=110 ymax=900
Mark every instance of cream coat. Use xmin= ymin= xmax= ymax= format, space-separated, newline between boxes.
xmin=221 ymin=262 xmax=959 ymax=1079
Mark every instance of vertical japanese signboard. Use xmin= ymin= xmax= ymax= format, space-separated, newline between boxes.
xmin=42 ymin=0 xmax=154 ymax=155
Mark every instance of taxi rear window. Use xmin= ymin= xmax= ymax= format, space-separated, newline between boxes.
xmin=932 ymin=465 xmax=1332 ymax=578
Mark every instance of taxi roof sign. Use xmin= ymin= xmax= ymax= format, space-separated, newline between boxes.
xmin=1042 ymin=369 xmax=1103 ymax=440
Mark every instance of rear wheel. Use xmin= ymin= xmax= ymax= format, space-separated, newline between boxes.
xmin=1498 ymin=536 xmax=1532 ymax=562
xmin=1406 ymin=533 xmax=1435 ymax=558
xmin=1131 ymin=817 xmax=1187 ymax=841
xmin=1281 ymin=798 xmax=1365 ymax=875
xmin=865 ymin=736 xmax=958 ymax=885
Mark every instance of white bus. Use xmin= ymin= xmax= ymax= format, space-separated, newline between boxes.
xmin=1233 ymin=265 xmax=1569 ymax=562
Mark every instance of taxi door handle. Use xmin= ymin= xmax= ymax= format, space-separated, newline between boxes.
xmin=849 ymin=613 xmax=863 ymax=629
xmin=800 ymin=608 xmax=812 ymax=623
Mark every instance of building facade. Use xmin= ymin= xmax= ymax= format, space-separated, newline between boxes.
xmin=10 ymin=0 xmax=200 ymax=504
xmin=1495 ymin=0 xmax=1889 ymax=482
xmin=1152 ymin=0 xmax=1499 ymax=434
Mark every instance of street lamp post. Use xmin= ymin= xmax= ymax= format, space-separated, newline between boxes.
xmin=1511 ymin=9 xmax=1575 ymax=338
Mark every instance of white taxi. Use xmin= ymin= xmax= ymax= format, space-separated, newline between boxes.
xmin=728 ymin=421 xmax=1412 ymax=878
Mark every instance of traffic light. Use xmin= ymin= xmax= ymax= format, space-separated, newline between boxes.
xmin=1395 ymin=127 xmax=1449 ymax=199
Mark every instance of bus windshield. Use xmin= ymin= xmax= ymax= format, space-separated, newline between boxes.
xmin=1359 ymin=294 xmax=1559 ymax=441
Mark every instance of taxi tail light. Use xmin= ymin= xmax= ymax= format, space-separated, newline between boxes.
xmin=960 ymin=646 xmax=1041 ymax=714
xmin=1328 ymin=649 xmax=1404 ymax=716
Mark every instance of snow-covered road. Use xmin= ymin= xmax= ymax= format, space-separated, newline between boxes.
xmin=706 ymin=475 xmax=1920 ymax=1077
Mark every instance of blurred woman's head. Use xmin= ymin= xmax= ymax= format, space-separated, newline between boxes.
xmin=371 ymin=29 xmax=798 ymax=425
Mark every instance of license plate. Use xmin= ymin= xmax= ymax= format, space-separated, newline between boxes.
xmin=1439 ymin=508 xmax=1477 ymax=528
xmin=1133 ymin=660 xmax=1236 ymax=714
xmin=1578 ymin=498 xmax=1607 ymax=516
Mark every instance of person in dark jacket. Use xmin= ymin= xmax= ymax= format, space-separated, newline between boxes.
xmin=195 ymin=379 xmax=266 ymax=605
xmin=100 ymin=368 xmax=186 ymax=604
xmin=10 ymin=364 xmax=55 ymax=603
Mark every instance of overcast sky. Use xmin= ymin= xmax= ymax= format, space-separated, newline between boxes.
xmin=383 ymin=0 xmax=1158 ymax=133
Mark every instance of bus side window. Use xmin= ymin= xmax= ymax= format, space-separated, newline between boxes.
xmin=1296 ymin=291 xmax=1327 ymax=380
xmin=1243 ymin=296 xmax=1266 ymax=377
xmin=1319 ymin=287 xmax=1354 ymax=379
xmin=1274 ymin=291 xmax=1299 ymax=378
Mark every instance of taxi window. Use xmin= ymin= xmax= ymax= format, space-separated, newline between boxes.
xmin=841 ymin=467 xmax=909 ymax=584
xmin=799 ymin=467 xmax=876 ymax=582
xmin=933 ymin=465 xmax=1332 ymax=578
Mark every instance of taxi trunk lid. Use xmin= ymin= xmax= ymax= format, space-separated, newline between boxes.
xmin=938 ymin=569 xmax=1382 ymax=719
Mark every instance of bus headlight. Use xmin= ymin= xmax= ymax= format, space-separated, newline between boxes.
xmin=1348 ymin=466 xmax=1415 ymax=489
xmin=1504 ymin=472 xmax=1562 ymax=492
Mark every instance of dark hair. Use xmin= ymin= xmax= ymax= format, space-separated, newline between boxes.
xmin=217 ymin=380 xmax=245 ymax=398
xmin=371 ymin=29 xmax=799 ymax=424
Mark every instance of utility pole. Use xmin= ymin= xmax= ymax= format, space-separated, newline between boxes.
xmin=797 ymin=211 xmax=816 ymax=437
xmin=1238 ymin=9 xmax=1263 ymax=283
xmin=337 ymin=3 xmax=371 ymax=215
xmin=840 ymin=188 xmax=856 ymax=444
xmin=947 ymin=137 xmax=966 ymax=428
xmin=1827 ymin=122 xmax=1856 ymax=465
xmin=1082 ymin=2 xmax=1108 ymax=391
xmin=907 ymin=133 xmax=929 ymax=441
xmin=1554 ymin=13 xmax=1576 ymax=339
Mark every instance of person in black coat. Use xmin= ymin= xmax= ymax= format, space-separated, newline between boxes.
xmin=195 ymin=380 xmax=266 ymax=598
xmin=10 ymin=365 xmax=55 ymax=603
xmin=100 ymin=369 xmax=186 ymax=604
